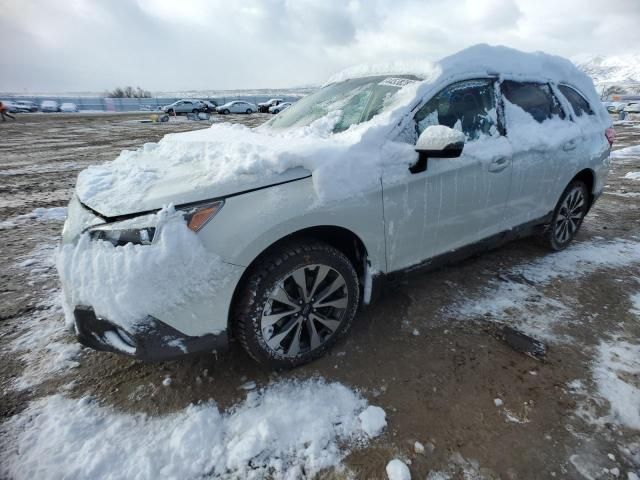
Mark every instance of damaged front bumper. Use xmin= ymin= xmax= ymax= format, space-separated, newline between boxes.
xmin=74 ymin=306 xmax=228 ymax=361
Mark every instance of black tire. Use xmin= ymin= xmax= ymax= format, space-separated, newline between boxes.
xmin=192 ymin=108 xmax=199 ymax=113
xmin=234 ymin=240 xmax=360 ymax=369
xmin=223 ymin=109 xmax=230 ymax=115
xmin=544 ymin=180 xmax=589 ymax=251
xmin=246 ymin=109 xmax=252 ymax=114
xmin=273 ymin=109 xmax=279 ymax=114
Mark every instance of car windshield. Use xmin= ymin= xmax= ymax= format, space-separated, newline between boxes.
xmin=267 ymin=75 xmax=419 ymax=133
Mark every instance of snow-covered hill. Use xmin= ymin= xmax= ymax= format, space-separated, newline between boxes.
xmin=572 ymin=53 xmax=640 ymax=87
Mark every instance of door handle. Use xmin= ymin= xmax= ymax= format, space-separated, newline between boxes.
xmin=488 ymin=156 xmax=510 ymax=172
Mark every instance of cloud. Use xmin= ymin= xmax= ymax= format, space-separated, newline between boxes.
xmin=0 ymin=0 xmax=638 ymax=92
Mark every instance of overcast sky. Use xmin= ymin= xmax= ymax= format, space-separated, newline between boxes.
xmin=1 ymin=0 xmax=639 ymax=93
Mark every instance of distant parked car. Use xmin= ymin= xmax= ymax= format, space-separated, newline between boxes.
xmin=624 ymin=103 xmax=640 ymax=113
xmin=200 ymin=100 xmax=218 ymax=113
xmin=13 ymin=100 xmax=39 ymax=112
xmin=216 ymin=101 xmax=257 ymax=114
xmin=41 ymin=100 xmax=60 ymax=112
xmin=60 ymin=102 xmax=79 ymax=113
xmin=605 ymin=102 xmax=626 ymax=113
xmin=258 ymin=98 xmax=284 ymax=113
xmin=269 ymin=102 xmax=292 ymax=114
xmin=162 ymin=100 xmax=205 ymax=115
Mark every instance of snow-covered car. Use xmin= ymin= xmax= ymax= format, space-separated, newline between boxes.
xmin=59 ymin=45 xmax=612 ymax=368
xmin=258 ymin=98 xmax=284 ymax=113
xmin=60 ymin=102 xmax=79 ymax=113
xmin=13 ymin=100 xmax=39 ymax=112
xmin=216 ymin=101 xmax=257 ymax=114
xmin=624 ymin=103 xmax=640 ymax=113
xmin=161 ymin=99 xmax=205 ymax=115
xmin=269 ymin=102 xmax=292 ymax=114
xmin=40 ymin=100 xmax=60 ymax=112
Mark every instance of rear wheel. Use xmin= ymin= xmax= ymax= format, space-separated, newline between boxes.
xmin=234 ymin=240 xmax=359 ymax=369
xmin=544 ymin=180 xmax=589 ymax=251
xmin=246 ymin=108 xmax=252 ymax=114
xmin=192 ymin=108 xmax=199 ymax=113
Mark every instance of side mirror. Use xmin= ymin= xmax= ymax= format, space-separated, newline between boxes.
xmin=411 ymin=125 xmax=465 ymax=173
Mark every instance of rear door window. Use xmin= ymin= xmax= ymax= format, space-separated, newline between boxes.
xmin=501 ymin=81 xmax=565 ymax=123
xmin=412 ymin=79 xmax=499 ymax=142
xmin=558 ymin=85 xmax=594 ymax=117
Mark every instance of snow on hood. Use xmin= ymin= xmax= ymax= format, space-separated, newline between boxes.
xmin=75 ymin=44 xmax=607 ymax=218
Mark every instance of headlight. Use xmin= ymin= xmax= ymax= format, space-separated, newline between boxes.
xmin=87 ymin=201 xmax=224 ymax=246
xmin=89 ymin=226 xmax=156 ymax=246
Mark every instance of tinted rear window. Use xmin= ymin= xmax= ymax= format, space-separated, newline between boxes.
xmin=558 ymin=85 xmax=593 ymax=116
xmin=501 ymin=81 xmax=565 ymax=123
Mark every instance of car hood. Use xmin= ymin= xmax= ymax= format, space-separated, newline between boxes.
xmin=75 ymin=127 xmax=314 ymax=218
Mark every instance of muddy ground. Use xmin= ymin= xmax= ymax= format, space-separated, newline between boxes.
xmin=1 ymin=112 xmax=639 ymax=479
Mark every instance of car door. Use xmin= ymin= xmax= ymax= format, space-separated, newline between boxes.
xmin=229 ymin=102 xmax=240 ymax=113
xmin=382 ymin=78 xmax=513 ymax=272
xmin=499 ymin=80 xmax=573 ymax=227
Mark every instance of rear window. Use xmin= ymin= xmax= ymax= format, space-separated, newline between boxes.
xmin=558 ymin=85 xmax=593 ymax=117
xmin=501 ymin=81 xmax=565 ymax=123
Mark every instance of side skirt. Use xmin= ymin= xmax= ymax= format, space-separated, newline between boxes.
xmin=367 ymin=212 xmax=553 ymax=303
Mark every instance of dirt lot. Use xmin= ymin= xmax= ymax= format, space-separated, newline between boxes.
xmin=1 ymin=113 xmax=639 ymax=479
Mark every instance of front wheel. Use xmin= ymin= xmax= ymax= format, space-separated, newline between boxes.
xmin=544 ymin=180 xmax=589 ymax=251
xmin=234 ymin=241 xmax=359 ymax=369
xmin=223 ymin=109 xmax=230 ymax=115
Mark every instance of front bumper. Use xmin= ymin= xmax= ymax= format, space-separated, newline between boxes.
xmin=74 ymin=306 xmax=228 ymax=361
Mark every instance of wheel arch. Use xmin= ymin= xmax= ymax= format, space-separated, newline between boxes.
xmin=570 ymin=168 xmax=595 ymax=208
xmin=227 ymin=225 xmax=369 ymax=332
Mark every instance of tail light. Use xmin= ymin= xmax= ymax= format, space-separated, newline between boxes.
xmin=605 ymin=127 xmax=615 ymax=147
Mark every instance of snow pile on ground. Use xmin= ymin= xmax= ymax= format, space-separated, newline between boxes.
xmin=630 ymin=292 xmax=640 ymax=318
xmin=9 ymin=293 xmax=80 ymax=391
xmin=611 ymin=145 xmax=640 ymax=161
xmin=593 ymin=340 xmax=640 ymax=429
xmin=73 ymin=44 xmax=606 ymax=214
xmin=56 ymin=206 xmax=236 ymax=333
xmin=624 ymin=172 xmax=640 ymax=181
xmin=358 ymin=405 xmax=387 ymax=437
xmin=386 ymin=459 xmax=411 ymax=480
xmin=7 ymin=243 xmax=80 ymax=390
xmin=0 ymin=206 xmax=67 ymax=230
xmin=0 ymin=379 xmax=385 ymax=480
xmin=449 ymin=238 xmax=640 ymax=341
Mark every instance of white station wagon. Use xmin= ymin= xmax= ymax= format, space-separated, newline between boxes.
xmin=59 ymin=45 xmax=612 ymax=368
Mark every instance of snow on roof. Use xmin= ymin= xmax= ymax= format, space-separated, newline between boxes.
xmin=329 ymin=44 xmax=597 ymax=95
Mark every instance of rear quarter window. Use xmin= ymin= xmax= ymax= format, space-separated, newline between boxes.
xmin=558 ymin=85 xmax=594 ymax=117
xmin=501 ymin=81 xmax=565 ymax=123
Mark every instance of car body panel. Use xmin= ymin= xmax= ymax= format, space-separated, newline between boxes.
xmin=78 ymin=166 xmax=312 ymax=218
xmin=197 ymin=176 xmax=387 ymax=274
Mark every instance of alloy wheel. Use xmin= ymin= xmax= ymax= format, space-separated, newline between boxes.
xmin=555 ymin=186 xmax=585 ymax=244
xmin=260 ymin=264 xmax=349 ymax=357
